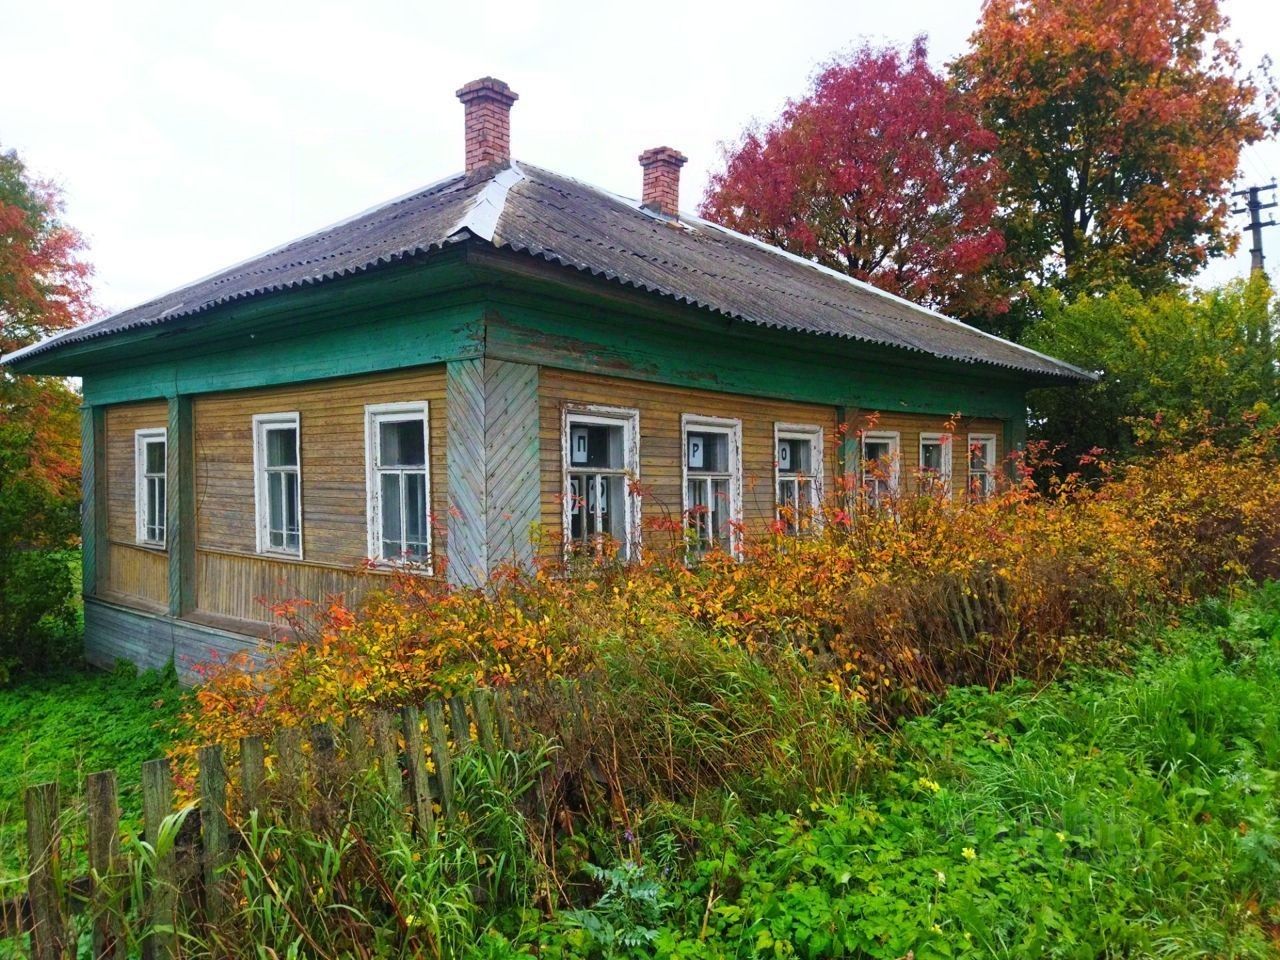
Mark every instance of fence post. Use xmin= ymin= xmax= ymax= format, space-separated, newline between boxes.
xmin=471 ymin=690 xmax=498 ymax=754
xmin=424 ymin=700 xmax=455 ymax=820
xmin=448 ymin=695 xmax=470 ymax=748
xmin=371 ymin=709 xmax=404 ymax=803
xmin=240 ymin=736 xmax=265 ymax=819
xmin=141 ymin=758 xmax=176 ymax=960
xmin=494 ymin=688 xmax=516 ymax=751
xmin=86 ymin=769 xmax=124 ymax=959
xmin=401 ymin=705 xmax=435 ymax=836
xmin=198 ymin=745 xmax=230 ymax=923
xmin=344 ymin=715 xmax=370 ymax=775
xmin=25 ymin=782 xmax=68 ymax=960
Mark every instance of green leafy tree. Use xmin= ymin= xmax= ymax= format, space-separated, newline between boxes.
xmin=1026 ymin=275 xmax=1278 ymax=466
xmin=0 ymin=146 xmax=95 ymax=677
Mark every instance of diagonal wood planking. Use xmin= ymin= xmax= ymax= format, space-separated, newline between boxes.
xmin=446 ymin=358 xmax=540 ymax=586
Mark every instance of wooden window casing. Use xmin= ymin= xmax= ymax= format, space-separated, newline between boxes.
xmin=967 ymin=433 xmax=998 ymax=500
xmin=134 ymin=428 xmax=167 ymax=548
xmin=918 ymin=432 xmax=953 ymax=498
xmin=365 ymin=402 xmax=432 ymax=569
xmin=860 ymin=431 xmax=901 ymax=508
xmin=252 ymin=412 xmax=303 ymax=558
xmin=774 ymin=422 xmax=823 ymax=534
xmin=682 ymin=414 xmax=743 ymax=558
xmin=562 ymin=404 xmax=641 ymax=559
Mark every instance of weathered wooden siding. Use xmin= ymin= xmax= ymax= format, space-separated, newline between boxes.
xmin=850 ymin=409 xmax=1005 ymax=497
xmin=446 ymin=359 xmax=541 ymax=585
xmin=101 ymin=543 xmax=169 ymax=611
xmin=194 ymin=550 xmax=390 ymax=625
xmin=83 ymin=598 xmax=267 ymax=681
xmin=104 ymin=401 xmax=168 ymax=545
xmin=538 ymin=369 xmax=1004 ymax=545
xmin=192 ymin=367 xmax=447 ymax=620
xmin=101 ymin=402 xmax=169 ymax=608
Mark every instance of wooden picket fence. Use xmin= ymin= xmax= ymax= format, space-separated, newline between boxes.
xmin=0 ymin=686 xmax=539 ymax=959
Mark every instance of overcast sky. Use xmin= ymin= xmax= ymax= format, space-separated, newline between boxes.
xmin=2 ymin=0 xmax=1278 ymax=316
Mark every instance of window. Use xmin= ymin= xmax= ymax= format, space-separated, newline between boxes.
xmin=775 ymin=423 xmax=823 ymax=534
xmin=563 ymin=406 xmax=640 ymax=558
xmin=919 ymin=433 xmax=952 ymax=497
xmin=967 ymin=434 xmax=998 ymax=500
xmin=253 ymin=413 xmax=302 ymax=556
xmin=134 ymin=428 xmax=166 ymax=547
xmin=366 ymin=403 xmax=431 ymax=566
xmin=860 ymin=431 xmax=900 ymax=507
xmin=682 ymin=415 xmax=741 ymax=556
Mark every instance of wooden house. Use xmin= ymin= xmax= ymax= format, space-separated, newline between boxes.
xmin=2 ymin=77 xmax=1088 ymax=677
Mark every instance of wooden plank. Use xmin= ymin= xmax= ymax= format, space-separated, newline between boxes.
xmin=344 ymin=715 xmax=370 ymax=776
xmin=81 ymin=405 xmax=108 ymax=599
xmin=400 ymin=705 xmax=435 ymax=836
xmin=484 ymin=359 xmax=540 ymax=570
xmin=198 ymin=745 xmax=230 ymax=923
xmin=86 ymin=770 xmax=124 ymax=959
xmin=272 ymin=727 xmax=304 ymax=798
xmin=167 ymin=396 xmax=195 ymax=616
xmin=141 ymin=758 xmax=176 ymax=960
xmin=371 ymin=710 xmax=404 ymax=802
xmin=494 ymin=689 xmax=516 ymax=751
xmin=471 ymin=689 xmax=498 ymax=754
xmin=25 ymin=782 xmax=68 ymax=960
xmin=448 ymin=695 xmax=471 ymax=748
xmin=446 ymin=358 xmax=487 ymax=586
xmin=424 ymin=700 xmax=455 ymax=821
xmin=240 ymin=736 xmax=266 ymax=818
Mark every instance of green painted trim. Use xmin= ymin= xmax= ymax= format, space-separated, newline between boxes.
xmin=11 ymin=250 xmax=479 ymax=377
xmin=167 ymin=397 xmax=195 ymax=617
xmin=483 ymin=296 xmax=1028 ymax=421
xmin=81 ymin=300 xmax=484 ymax=405
xmin=80 ymin=407 xmax=107 ymax=598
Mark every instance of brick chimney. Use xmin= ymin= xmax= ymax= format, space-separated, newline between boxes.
xmin=639 ymin=146 xmax=688 ymax=218
xmin=456 ymin=77 xmax=518 ymax=175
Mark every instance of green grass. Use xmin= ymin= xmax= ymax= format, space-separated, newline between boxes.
xmin=0 ymin=662 xmax=183 ymax=880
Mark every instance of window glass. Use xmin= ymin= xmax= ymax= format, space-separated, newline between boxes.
xmin=379 ymin=419 xmax=426 ymax=468
xmin=266 ymin=427 xmax=297 ymax=468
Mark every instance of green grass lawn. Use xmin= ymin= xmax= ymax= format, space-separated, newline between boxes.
xmin=0 ymin=663 xmax=183 ymax=879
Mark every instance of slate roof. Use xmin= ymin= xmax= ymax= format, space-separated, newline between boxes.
xmin=4 ymin=162 xmax=1090 ymax=381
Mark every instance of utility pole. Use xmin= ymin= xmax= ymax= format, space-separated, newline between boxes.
xmin=1231 ymin=181 xmax=1278 ymax=274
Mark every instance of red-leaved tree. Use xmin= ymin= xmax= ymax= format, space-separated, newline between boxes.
xmin=700 ymin=38 xmax=1007 ymax=322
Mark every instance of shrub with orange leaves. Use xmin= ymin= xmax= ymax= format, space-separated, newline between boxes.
xmin=184 ymin=427 xmax=1280 ymax=753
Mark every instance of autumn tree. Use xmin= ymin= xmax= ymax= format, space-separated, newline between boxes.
xmin=952 ymin=0 xmax=1277 ymax=307
xmin=0 ymin=145 xmax=96 ymax=675
xmin=700 ymin=39 xmax=1007 ymax=321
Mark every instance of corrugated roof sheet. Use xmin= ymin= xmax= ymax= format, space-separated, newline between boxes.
xmin=4 ymin=161 xmax=1089 ymax=381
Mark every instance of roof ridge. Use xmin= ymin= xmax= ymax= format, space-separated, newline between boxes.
xmin=452 ymin=163 xmax=524 ymax=242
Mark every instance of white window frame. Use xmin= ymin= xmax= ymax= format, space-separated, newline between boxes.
xmin=918 ymin=432 xmax=953 ymax=498
xmin=134 ymin=427 xmax=167 ymax=548
xmin=252 ymin=412 xmax=303 ymax=559
xmin=967 ymin=433 xmax=998 ymax=500
xmin=774 ymin=422 xmax=824 ymax=533
xmin=681 ymin=414 xmax=743 ymax=558
xmin=860 ymin=430 xmax=901 ymax=505
xmin=561 ymin=404 xmax=642 ymax=559
xmin=364 ymin=402 xmax=432 ymax=570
